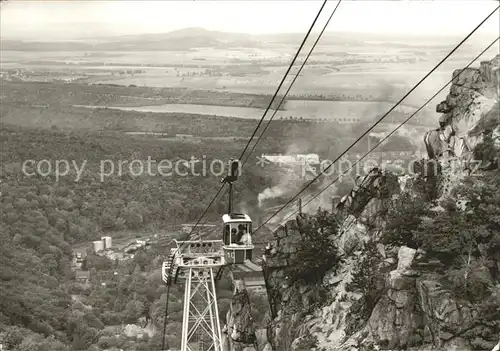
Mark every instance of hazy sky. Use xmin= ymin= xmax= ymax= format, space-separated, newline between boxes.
xmin=1 ymin=1 xmax=499 ymax=40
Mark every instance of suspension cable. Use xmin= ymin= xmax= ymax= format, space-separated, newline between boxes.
xmin=254 ymin=35 xmax=500 ymax=235
xmin=159 ymin=2 xmax=332 ymax=347
xmin=191 ymin=187 xmax=229 ymax=238
xmin=186 ymin=0 xmax=329 ymax=238
xmin=187 ymin=184 xmax=226 ymax=237
xmin=160 ymin=5 xmax=498 ymax=346
xmin=251 ymin=5 xmax=499 ymax=234
xmin=238 ymin=0 xmax=329 ymax=162
xmin=241 ymin=0 xmax=343 ymax=167
xmin=159 ymin=1 xmax=329 ymax=341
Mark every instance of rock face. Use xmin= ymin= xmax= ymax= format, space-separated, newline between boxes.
xmin=336 ymin=167 xmax=400 ymax=228
xmin=423 ymin=55 xmax=499 ymax=200
xmin=366 ymin=246 xmax=422 ymax=349
xmin=425 ymin=55 xmax=500 ymax=162
xmin=261 ymin=214 xmax=326 ymax=351
xmin=261 ymin=169 xmax=403 ymax=351
xmin=223 ymin=280 xmax=258 ymax=351
xmin=258 ymin=56 xmax=500 ymax=351
xmin=359 ymin=247 xmax=482 ymax=350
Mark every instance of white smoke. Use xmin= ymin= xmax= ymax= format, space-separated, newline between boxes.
xmin=303 ymin=182 xmax=339 ymax=214
xmin=286 ymin=141 xmax=309 ymax=155
xmin=393 ymin=125 xmax=429 ymax=154
xmin=259 ymin=174 xmax=341 ymax=231
xmin=257 ymin=143 xmax=310 ymax=228
xmin=257 ymin=143 xmax=307 ymax=208
xmin=266 ymin=203 xmax=299 ymax=230
xmin=257 ymin=141 xmax=356 ymax=231
xmin=257 ymin=167 xmax=301 ymax=212
xmin=258 ymin=186 xmax=288 ymax=207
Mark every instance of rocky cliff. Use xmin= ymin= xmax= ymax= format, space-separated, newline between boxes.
xmin=223 ymin=55 xmax=500 ymax=351
xmin=222 ymin=280 xmax=259 ymax=351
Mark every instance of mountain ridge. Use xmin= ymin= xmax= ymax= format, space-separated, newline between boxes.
xmin=0 ymin=26 xmax=476 ymax=51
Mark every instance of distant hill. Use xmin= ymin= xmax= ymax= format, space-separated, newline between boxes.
xmin=0 ymin=26 xmax=473 ymax=52
xmin=0 ymin=27 xmax=265 ymax=51
xmin=114 ymin=26 xmax=254 ymax=42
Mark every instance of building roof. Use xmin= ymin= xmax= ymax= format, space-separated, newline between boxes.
xmin=75 ymin=270 xmax=90 ymax=278
xmin=222 ymin=213 xmax=252 ymax=223
xmin=262 ymin=154 xmax=320 ymax=165
xmin=368 ymin=132 xmax=388 ymax=139
xmin=232 ymin=260 xmax=262 ymax=276
xmin=232 ymin=271 xmax=264 ymax=280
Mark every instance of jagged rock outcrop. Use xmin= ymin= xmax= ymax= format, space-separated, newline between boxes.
xmin=423 ymin=55 xmax=499 ymax=200
xmin=365 ymin=246 xmax=422 ymax=349
xmin=426 ymin=55 xmax=499 ymax=161
xmin=261 ymin=170 xmax=401 ymax=351
xmin=350 ymin=246 xmax=490 ymax=350
xmin=261 ymin=214 xmax=327 ymax=351
xmin=336 ymin=167 xmax=400 ymax=228
xmin=223 ymin=280 xmax=258 ymax=351
xmin=260 ymin=56 xmax=500 ymax=351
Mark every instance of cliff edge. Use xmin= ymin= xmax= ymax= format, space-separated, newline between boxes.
xmin=256 ymin=55 xmax=500 ymax=351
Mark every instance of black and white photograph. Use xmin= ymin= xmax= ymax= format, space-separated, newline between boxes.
xmin=0 ymin=1 xmax=499 ymax=350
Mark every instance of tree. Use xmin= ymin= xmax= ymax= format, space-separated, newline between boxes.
xmin=132 ymin=250 xmax=149 ymax=272
xmin=100 ymin=212 xmax=116 ymax=230
xmin=384 ymin=170 xmax=500 ymax=304
xmin=81 ymin=257 xmax=89 ymax=271
xmin=124 ymin=300 xmax=144 ymax=323
xmin=289 ymin=211 xmax=339 ymax=284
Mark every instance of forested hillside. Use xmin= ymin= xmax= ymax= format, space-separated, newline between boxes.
xmin=0 ymin=125 xmax=272 ymax=350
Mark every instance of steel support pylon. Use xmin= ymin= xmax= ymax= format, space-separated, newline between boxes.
xmin=163 ymin=240 xmax=226 ymax=351
xmin=181 ymin=267 xmax=223 ymax=351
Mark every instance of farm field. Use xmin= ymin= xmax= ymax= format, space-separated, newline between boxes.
xmin=2 ymin=30 xmax=495 ymax=136
xmin=3 ymin=37 xmax=493 ymax=107
xmin=90 ymin=69 xmax=453 ymax=106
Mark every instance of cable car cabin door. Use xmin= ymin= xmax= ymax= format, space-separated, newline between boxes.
xmin=224 ymin=247 xmax=253 ymax=264
xmin=234 ymin=249 xmax=245 ymax=264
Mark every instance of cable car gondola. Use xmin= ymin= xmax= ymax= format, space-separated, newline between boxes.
xmin=221 ymin=159 xmax=254 ymax=264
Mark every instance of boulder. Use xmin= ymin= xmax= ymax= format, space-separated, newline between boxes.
xmin=396 ymin=246 xmax=416 ymax=272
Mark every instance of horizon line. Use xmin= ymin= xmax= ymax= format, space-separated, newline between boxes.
xmin=1 ymin=26 xmax=486 ymax=42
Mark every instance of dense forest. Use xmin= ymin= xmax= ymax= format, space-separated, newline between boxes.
xmin=0 ymin=80 xmax=426 ymax=350
xmin=0 ymin=81 xmax=283 ymax=110
xmin=0 ymin=124 xmax=273 ymax=350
